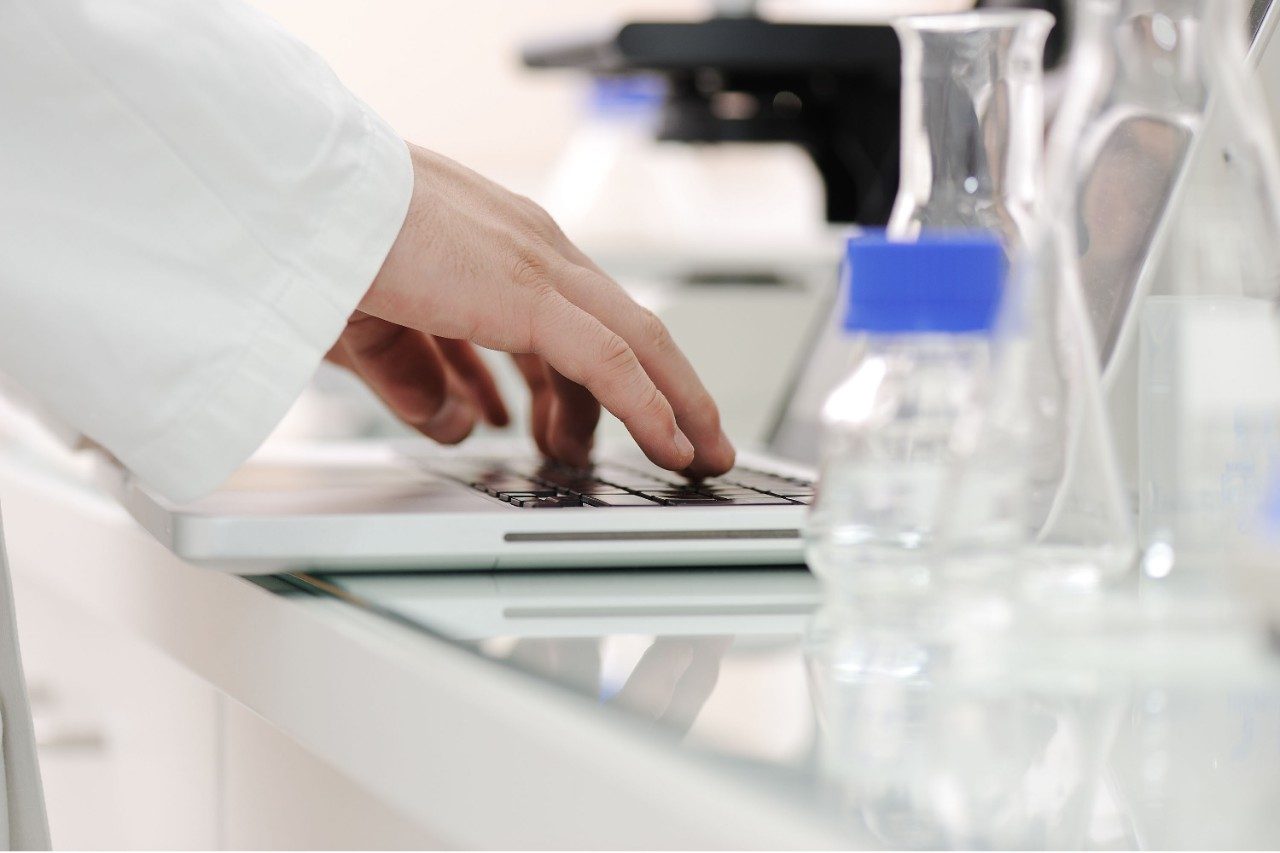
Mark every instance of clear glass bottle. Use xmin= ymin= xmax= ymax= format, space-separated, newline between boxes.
xmin=1049 ymin=0 xmax=1280 ymax=578
xmin=888 ymin=9 xmax=1054 ymax=250
xmin=805 ymin=233 xmax=1023 ymax=596
xmin=777 ymin=9 xmax=1053 ymax=472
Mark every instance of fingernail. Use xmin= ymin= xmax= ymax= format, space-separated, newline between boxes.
xmin=673 ymin=429 xmax=695 ymax=461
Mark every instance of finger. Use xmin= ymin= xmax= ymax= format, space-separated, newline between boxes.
xmin=338 ymin=314 xmax=477 ymax=444
xmin=434 ymin=337 xmax=510 ymax=427
xmin=547 ymin=370 xmax=600 ymax=469
xmin=508 ymin=638 xmax=602 ymax=695
xmin=545 ymin=256 xmax=735 ymax=476
xmin=528 ymin=286 xmax=695 ymax=471
xmin=325 ymin=340 xmax=355 ymax=370
xmin=548 ymin=639 xmax=603 ymax=695
xmin=511 ymin=353 xmax=554 ymax=459
xmin=609 ymin=639 xmax=695 ymax=720
xmin=655 ymin=636 xmax=732 ymax=735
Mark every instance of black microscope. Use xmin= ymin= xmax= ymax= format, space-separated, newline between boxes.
xmin=522 ymin=0 xmax=1067 ymax=227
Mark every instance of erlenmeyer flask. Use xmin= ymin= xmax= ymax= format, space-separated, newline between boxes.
xmin=1011 ymin=225 xmax=1138 ymax=588
xmin=1004 ymin=1 xmax=1154 ymax=588
xmin=1052 ymin=0 xmax=1280 ymax=578
xmin=888 ymin=9 xmax=1054 ymax=250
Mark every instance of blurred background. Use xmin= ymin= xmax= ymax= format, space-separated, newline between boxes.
xmin=251 ymin=0 xmax=968 ymax=192
xmin=249 ymin=0 xmax=983 ymax=451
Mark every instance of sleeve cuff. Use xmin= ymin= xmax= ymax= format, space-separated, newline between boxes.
xmin=122 ymin=104 xmax=413 ymax=504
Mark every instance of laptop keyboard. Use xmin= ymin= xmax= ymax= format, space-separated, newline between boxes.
xmin=428 ymin=459 xmax=814 ymax=509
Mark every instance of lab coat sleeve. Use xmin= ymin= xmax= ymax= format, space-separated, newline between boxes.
xmin=0 ymin=0 xmax=412 ymax=503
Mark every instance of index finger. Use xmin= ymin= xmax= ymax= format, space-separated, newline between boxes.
xmin=526 ymin=285 xmax=695 ymax=472
xmin=550 ymin=259 xmax=735 ymax=476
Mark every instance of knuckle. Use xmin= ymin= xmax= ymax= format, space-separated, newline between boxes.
xmin=527 ymin=282 xmax=571 ymax=350
xmin=636 ymin=383 xmax=669 ymax=422
xmin=510 ymin=244 xmax=556 ymax=292
xmin=639 ymin=307 xmax=675 ymax=355
xmin=595 ymin=337 xmax=669 ymax=423
xmin=515 ymin=194 xmax=560 ymax=234
xmin=347 ymin=320 xmax=404 ymax=361
xmin=597 ymin=333 xmax=636 ymax=382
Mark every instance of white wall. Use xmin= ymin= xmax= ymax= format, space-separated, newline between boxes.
xmin=248 ymin=0 xmax=704 ymax=193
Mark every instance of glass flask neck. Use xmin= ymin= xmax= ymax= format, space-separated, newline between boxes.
xmin=1069 ymin=0 xmax=1253 ymax=113
xmin=890 ymin=11 xmax=1053 ymax=248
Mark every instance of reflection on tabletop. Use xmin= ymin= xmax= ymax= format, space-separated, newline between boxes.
xmin=313 ymin=568 xmax=1280 ymax=849
xmin=808 ymin=581 xmax=1280 ymax=850
xmin=504 ymin=635 xmax=733 ymax=736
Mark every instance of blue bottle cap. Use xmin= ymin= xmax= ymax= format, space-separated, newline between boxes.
xmin=588 ymin=75 xmax=666 ymax=116
xmin=842 ymin=231 xmax=1006 ymax=334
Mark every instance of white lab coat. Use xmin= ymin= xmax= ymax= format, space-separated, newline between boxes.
xmin=0 ymin=1 xmax=413 ymax=846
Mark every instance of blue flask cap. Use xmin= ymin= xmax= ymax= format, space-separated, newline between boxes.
xmin=842 ymin=232 xmax=1007 ymax=334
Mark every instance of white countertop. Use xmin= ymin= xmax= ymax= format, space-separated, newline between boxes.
xmin=5 ymin=433 xmax=1280 ymax=849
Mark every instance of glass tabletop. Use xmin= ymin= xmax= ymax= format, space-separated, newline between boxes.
xmin=295 ymin=566 xmax=1280 ymax=850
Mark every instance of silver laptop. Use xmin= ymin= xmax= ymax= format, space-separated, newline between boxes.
xmin=107 ymin=436 xmax=820 ymax=573
xmin=107 ymin=285 xmax=844 ymax=573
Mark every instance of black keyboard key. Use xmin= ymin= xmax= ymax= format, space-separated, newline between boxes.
xmin=610 ymin=480 xmax=674 ymax=492
xmin=644 ymin=489 xmax=721 ymax=500
xmin=562 ymin=484 xmax=634 ymax=496
xmin=593 ymin=467 xmax=677 ymax=488
xmin=511 ymin=496 xmax=583 ymax=508
xmin=496 ymin=489 xmax=559 ymax=500
xmin=655 ymin=496 xmax=726 ymax=506
xmin=715 ymin=496 xmax=798 ymax=506
xmin=581 ymin=494 xmax=661 ymax=507
xmin=533 ymin=470 xmax=597 ymax=488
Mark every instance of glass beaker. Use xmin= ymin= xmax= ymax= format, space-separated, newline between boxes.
xmin=888 ymin=9 xmax=1054 ymax=250
xmin=1050 ymin=0 xmax=1280 ymax=578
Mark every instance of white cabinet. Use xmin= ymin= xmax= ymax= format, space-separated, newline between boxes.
xmin=13 ymin=572 xmax=219 ymax=849
xmin=12 ymin=573 xmax=442 ymax=849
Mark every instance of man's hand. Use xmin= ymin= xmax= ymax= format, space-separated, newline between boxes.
xmin=329 ymin=143 xmax=735 ymax=476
